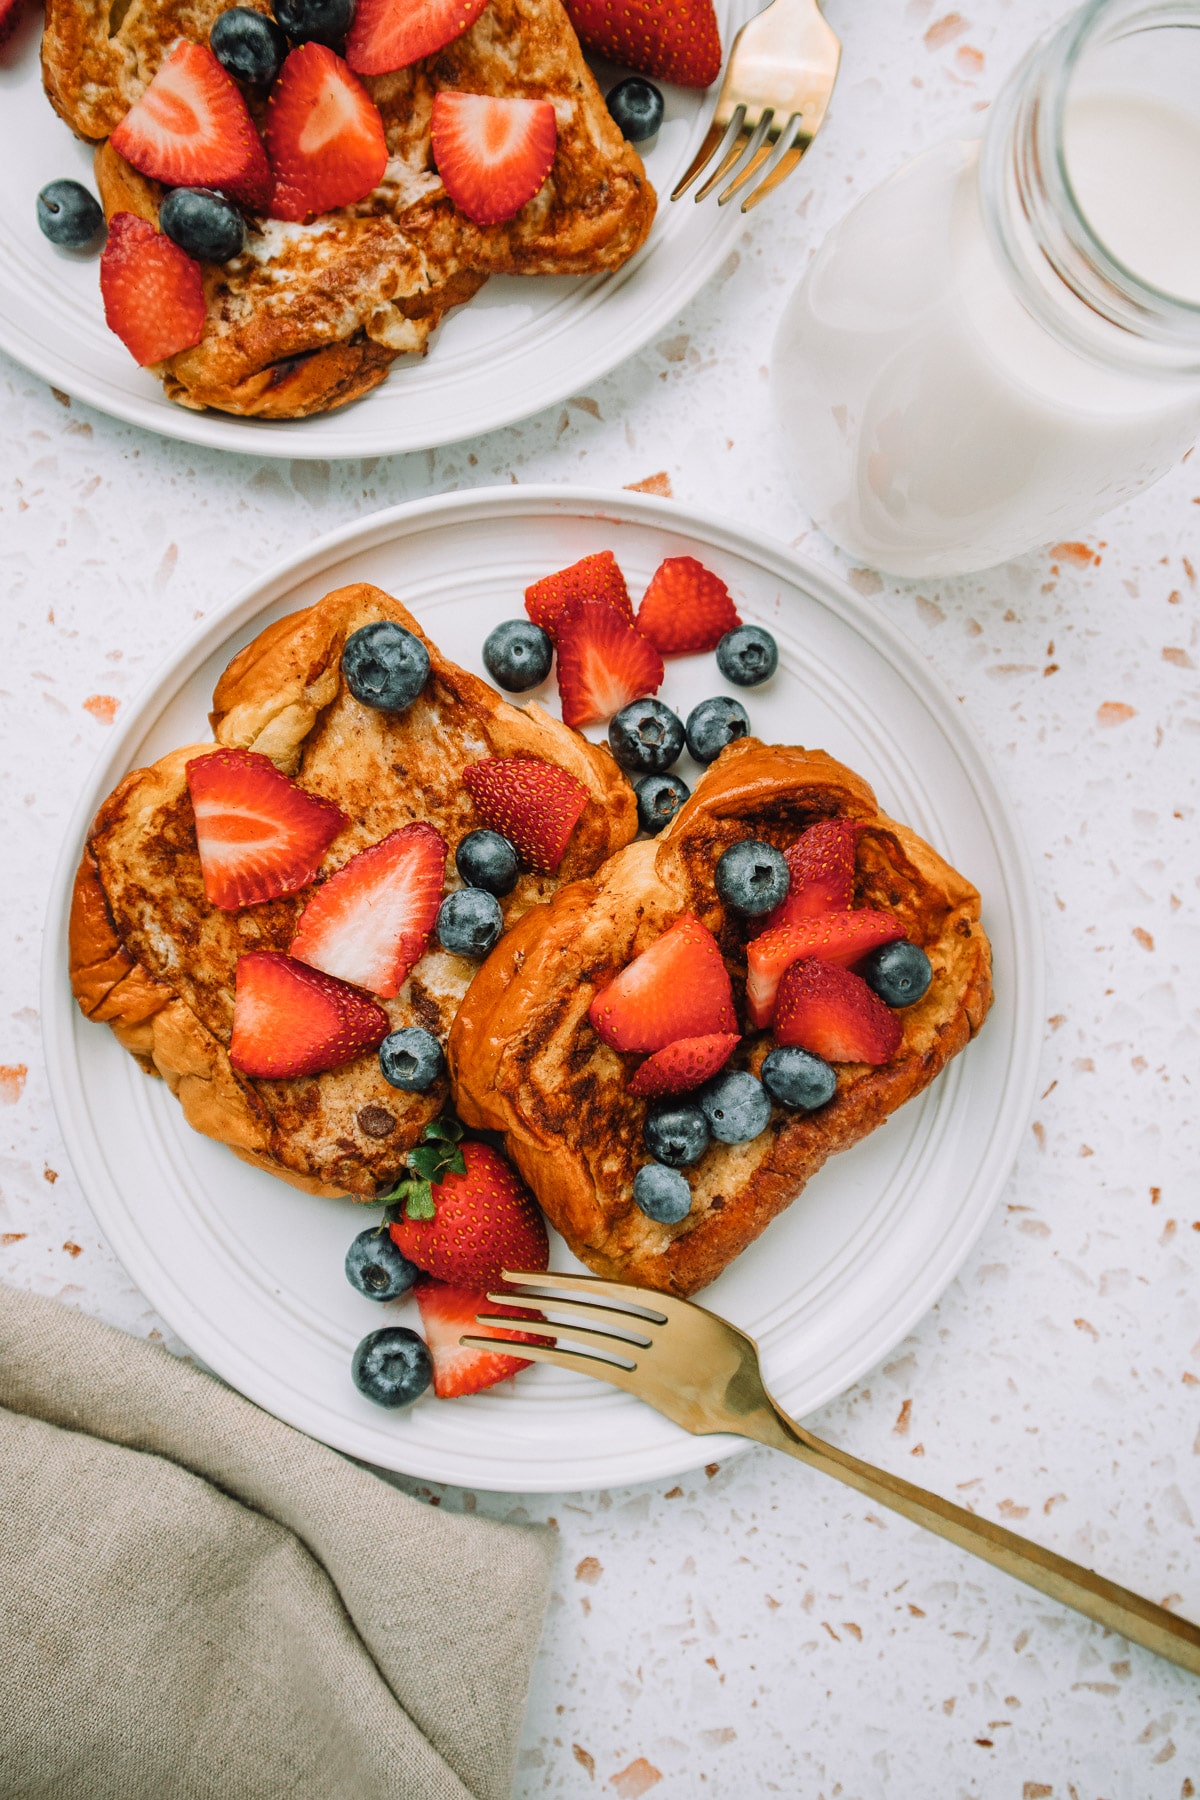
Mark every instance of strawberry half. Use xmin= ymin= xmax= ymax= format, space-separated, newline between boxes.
xmin=266 ymin=44 xmax=388 ymax=223
xmin=590 ymin=913 xmax=736 ymax=1054
xmin=347 ymin=0 xmax=488 ymax=76
xmin=564 ymin=0 xmax=721 ymax=88
xmin=99 ymin=213 xmax=207 ymax=368
xmin=230 ymin=951 xmax=389 ymax=1078
xmin=415 ymin=1280 xmax=545 ymax=1399
xmin=431 ymin=90 xmax=558 ymax=228
xmin=390 ymin=1140 xmax=548 ymax=1287
xmin=463 ymin=756 xmax=590 ymax=874
xmin=773 ymin=958 xmax=902 ymax=1067
xmin=746 ymin=912 xmax=905 ymax=1029
xmin=756 ymin=819 xmax=863 ymax=935
xmin=110 ymin=40 xmax=271 ymax=207
xmin=634 ymin=557 xmax=741 ymax=656
xmin=525 ymin=550 xmax=633 ymax=639
xmin=290 ymin=821 xmax=445 ymax=998
xmin=555 ymin=599 xmax=664 ymax=730
xmin=186 ymin=747 xmax=346 ymax=910
xmin=627 ymin=1032 xmax=740 ymax=1098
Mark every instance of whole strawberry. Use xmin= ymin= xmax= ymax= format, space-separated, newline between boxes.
xmin=387 ymin=1127 xmax=549 ymax=1287
xmin=565 ymin=0 xmax=721 ymax=89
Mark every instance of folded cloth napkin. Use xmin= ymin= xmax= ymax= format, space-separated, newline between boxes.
xmin=0 ymin=1284 xmax=554 ymax=1800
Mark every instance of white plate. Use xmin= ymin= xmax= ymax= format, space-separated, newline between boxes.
xmin=0 ymin=7 xmax=751 ymax=457
xmin=42 ymin=486 xmax=1043 ymax=1492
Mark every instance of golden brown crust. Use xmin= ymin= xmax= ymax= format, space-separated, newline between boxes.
xmin=449 ymin=739 xmax=994 ymax=1295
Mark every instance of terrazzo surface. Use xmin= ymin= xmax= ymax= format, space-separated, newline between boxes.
xmin=2 ymin=0 xmax=1199 ymax=1794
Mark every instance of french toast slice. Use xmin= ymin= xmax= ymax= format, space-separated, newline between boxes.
xmin=42 ymin=0 xmax=655 ymax=417
xmin=449 ymin=739 xmax=993 ymax=1295
xmin=68 ymin=582 xmax=637 ymax=1197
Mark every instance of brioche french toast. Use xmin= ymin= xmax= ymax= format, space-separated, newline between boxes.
xmin=41 ymin=0 xmax=656 ymax=417
xmin=449 ymin=739 xmax=993 ymax=1296
xmin=69 ymin=583 xmax=637 ymax=1196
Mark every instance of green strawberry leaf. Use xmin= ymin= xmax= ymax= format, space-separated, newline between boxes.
xmin=373 ymin=1116 xmax=465 ymax=1222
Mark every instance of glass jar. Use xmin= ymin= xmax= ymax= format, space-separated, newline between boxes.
xmin=772 ymin=0 xmax=1200 ymax=578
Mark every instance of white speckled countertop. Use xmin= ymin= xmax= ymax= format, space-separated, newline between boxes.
xmin=3 ymin=0 xmax=1200 ymax=1792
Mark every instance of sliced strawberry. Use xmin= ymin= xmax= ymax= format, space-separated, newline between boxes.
xmin=757 ymin=819 xmax=863 ymax=935
xmin=230 ymin=951 xmax=389 ymax=1078
xmin=773 ymin=958 xmax=902 ymax=1067
xmin=99 ymin=213 xmax=207 ymax=368
xmin=266 ymin=44 xmax=388 ymax=223
xmin=628 ymin=1032 xmax=740 ymax=1098
xmin=746 ymin=911 xmax=905 ymax=1029
xmin=415 ymin=1280 xmax=545 ymax=1398
xmin=564 ymin=0 xmax=721 ymax=88
xmin=463 ymin=756 xmax=590 ymax=874
xmin=110 ymin=40 xmax=271 ymax=206
xmin=634 ymin=557 xmax=741 ymax=656
xmin=431 ymin=90 xmax=558 ymax=228
xmin=390 ymin=1140 xmax=548 ymax=1287
xmin=347 ymin=0 xmax=488 ymax=76
xmin=186 ymin=747 xmax=346 ymax=910
xmin=525 ymin=550 xmax=633 ymax=639
xmin=555 ymin=599 xmax=664 ymax=730
xmin=290 ymin=821 xmax=445 ymax=999
xmin=590 ymin=913 xmax=736 ymax=1054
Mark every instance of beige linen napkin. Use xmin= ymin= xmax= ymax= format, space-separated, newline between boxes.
xmin=0 ymin=1284 xmax=554 ymax=1800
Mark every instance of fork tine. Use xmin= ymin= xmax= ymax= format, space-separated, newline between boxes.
xmin=740 ymin=119 xmax=811 ymax=213
xmin=486 ymin=1290 xmax=659 ymax=1341
xmin=671 ymin=109 xmax=743 ymax=202
xmin=717 ymin=116 xmax=781 ymax=205
xmin=477 ymin=1311 xmax=646 ymax=1355
xmin=499 ymin=1268 xmax=676 ymax=1322
xmin=693 ymin=117 xmax=758 ymax=202
xmin=458 ymin=1336 xmax=647 ymax=1395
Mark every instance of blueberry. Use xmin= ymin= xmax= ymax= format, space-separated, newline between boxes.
xmin=436 ymin=888 xmax=503 ymax=957
xmin=697 ymin=1069 xmax=771 ymax=1144
xmin=342 ymin=621 xmax=430 ymax=713
xmin=608 ymin=697 xmax=685 ymax=774
xmin=456 ymin=828 xmax=519 ymax=896
xmin=761 ymin=1046 xmax=837 ymax=1111
xmin=378 ymin=1027 xmax=443 ymax=1092
xmin=345 ymin=1227 xmax=421 ymax=1300
xmin=351 ymin=1326 xmax=432 ymax=1407
xmin=643 ymin=1101 xmax=709 ymax=1168
xmin=861 ymin=940 xmax=932 ymax=1008
xmin=36 ymin=180 xmax=105 ymax=251
xmin=272 ymin=0 xmax=354 ymax=43
xmin=634 ymin=772 xmax=690 ymax=836
xmin=685 ymin=696 xmax=750 ymax=764
xmin=633 ymin=1162 xmax=692 ymax=1223
xmin=482 ymin=618 xmax=553 ymax=692
xmin=715 ymin=839 xmax=789 ymax=915
xmin=716 ymin=625 xmax=778 ymax=688
xmin=158 ymin=188 xmax=245 ymax=264
xmin=606 ymin=77 xmax=665 ymax=142
xmin=211 ymin=6 xmax=288 ymax=84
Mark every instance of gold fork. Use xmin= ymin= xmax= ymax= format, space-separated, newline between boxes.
xmin=467 ymin=1270 xmax=1200 ymax=1678
xmin=671 ymin=0 xmax=841 ymax=212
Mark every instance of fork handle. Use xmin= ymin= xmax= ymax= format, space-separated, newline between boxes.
xmin=748 ymin=1404 xmax=1200 ymax=1675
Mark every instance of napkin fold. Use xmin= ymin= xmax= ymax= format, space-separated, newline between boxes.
xmin=0 ymin=1285 xmax=554 ymax=1800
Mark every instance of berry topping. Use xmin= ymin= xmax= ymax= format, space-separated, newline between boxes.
xmin=463 ymin=756 xmax=590 ymax=874
xmin=212 ymin=7 xmax=288 ymax=87
xmin=351 ymin=1325 xmax=432 ymax=1406
xmin=524 ymin=550 xmax=633 ymax=638
xmin=606 ymin=76 xmax=664 ymax=143
xmin=860 ymin=940 xmax=933 ymax=1008
xmin=643 ymin=1100 xmax=709 ymax=1167
xmin=159 ymin=187 xmax=246 ymax=263
xmin=757 ymin=818 xmax=862 ymax=934
xmin=186 ymin=746 xmax=346 ymax=909
xmin=455 ymin=828 xmax=520 ymax=896
xmin=555 ymin=600 xmax=665 ymax=729
xmin=608 ymin=697 xmax=685 ymax=774
xmin=482 ymin=618 xmax=553 ymax=692
xmin=773 ymin=958 xmax=903 ymax=1067
xmin=290 ymin=821 xmax=446 ymax=997
xmin=36 ymin=180 xmax=105 ymax=251
xmin=435 ymin=887 xmax=503 ymax=958
xmin=99 ymin=212 xmax=207 ymax=367
xmin=345 ymin=1226 xmax=420 ymax=1300
xmin=589 ymin=913 xmax=736 ymax=1053
xmin=634 ymin=556 xmax=741 ymax=656
xmin=347 ymin=0 xmax=487 ymax=75
xmin=633 ymin=1162 xmax=691 ymax=1223
xmin=266 ymin=43 xmax=388 ymax=222
xmin=565 ymin=0 xmax=721 ymax=87
xmin=379 ymin=1026 xmax=444 ymax=1091
xmin=715 ymin=839 xmax=790 ymax=915
xmin=716 ymin=624 xmax=778 ymax=688
xmin=414 ymin=1281 xmax=543 ymax=1399
xmin=0 ymin=0 xmax=27 ymax=48
xmin=230 ymin=950 xmax=389 ymax=1078
xmin=274 ymin=0 xmax=355 ymax=47
xmin=696 ymin=1068 xmax=770 ymax=1144
xmin=431 ymin=90 xmax=558 ymax=228
xmin=110 ymin=40 xmax=271 ymax=207
xmin=341 ymin=619 xmax=430 ymax=712
xmin=627 ymin=1032 xmax=740 ymax=1098
xmin=634 ymin=771 xmax=689 ymax=836
xmin=745 ymin=911 xmax=905 ymax=1028
xmin=684 ymin=696 xmax=750 ymax=764
xmin=761 ymin=1045 xmax=837 ymax=1112
xmin=387 ymin=1137 xmax=548 ymax=1288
